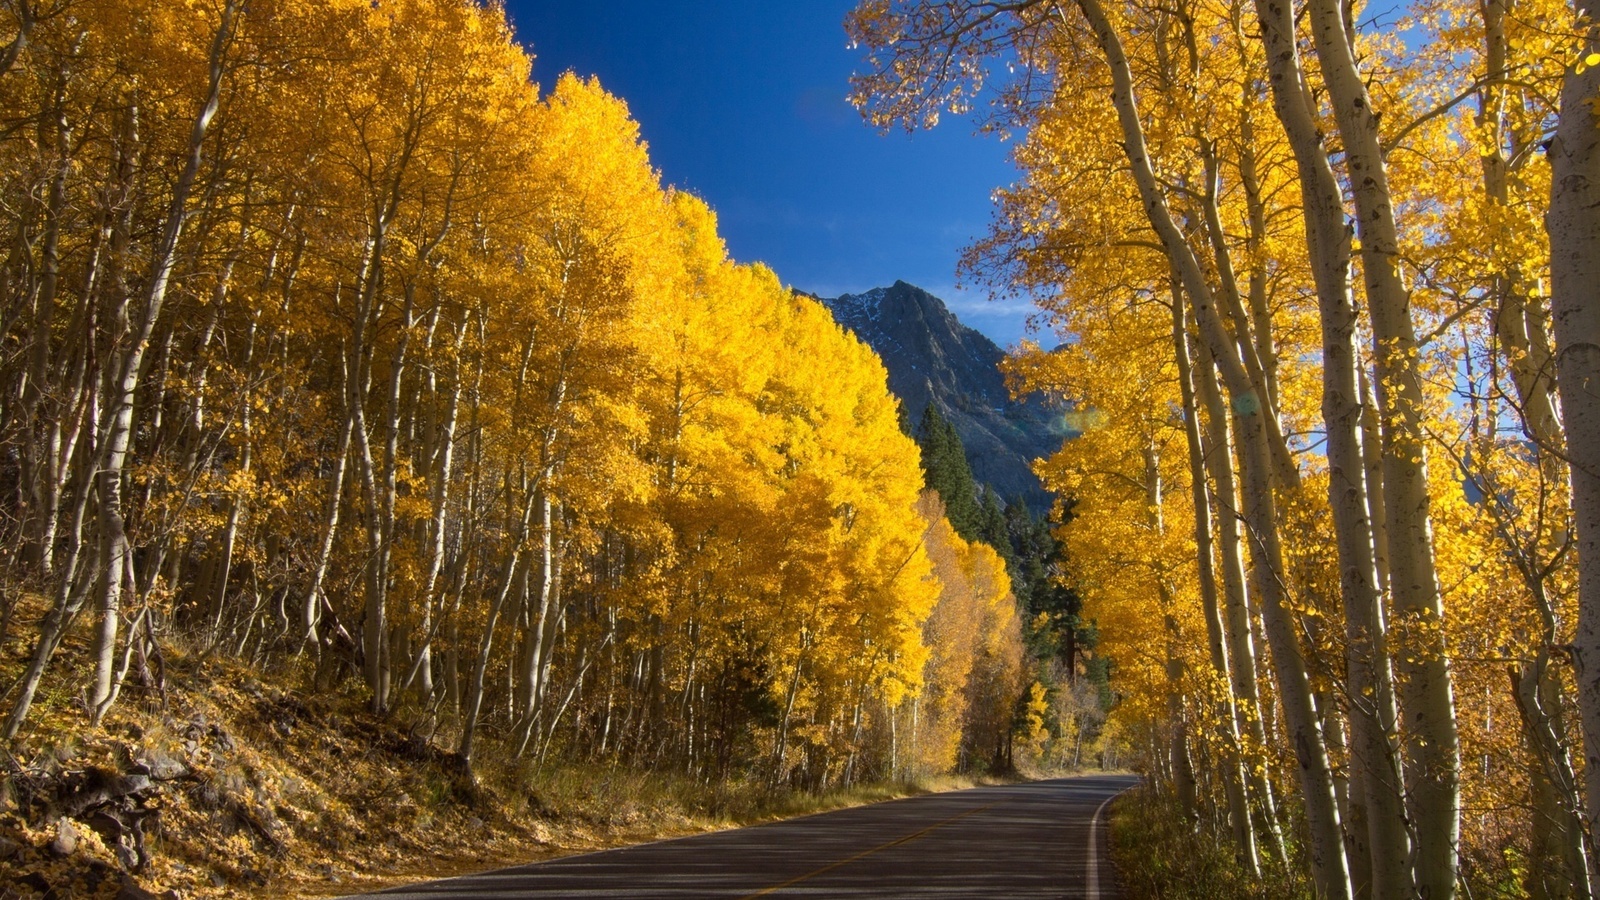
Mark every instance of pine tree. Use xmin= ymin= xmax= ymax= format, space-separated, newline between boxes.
xmin=916 ymin=404 xmax=981 ymax=540
xmin=978 ymin=489 xmax=1012 ymax=565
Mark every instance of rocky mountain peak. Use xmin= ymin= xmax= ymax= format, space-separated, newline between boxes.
xmin=816 ymin=282 xmax=1069 ymax=511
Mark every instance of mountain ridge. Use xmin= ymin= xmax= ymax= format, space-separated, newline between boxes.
xmin=812 ymin=281 xmax=1068 ymax=511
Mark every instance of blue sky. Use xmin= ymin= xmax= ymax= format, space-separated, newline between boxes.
xmin=502 ymin=1 xmax=1034 ymax=348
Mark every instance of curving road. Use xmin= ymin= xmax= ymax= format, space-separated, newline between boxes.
xmin=347 ymin=774 xmax=1139 ymax=899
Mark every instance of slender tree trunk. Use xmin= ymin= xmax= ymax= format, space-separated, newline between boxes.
xmin=514 ymin=485 xmax=558 ymax=756
xmin=1067 ymin=2 xmax=1350 ymax=892
xmin=302 ymin=415 xmax=352 ymax=651
xmin=1471 ymin=5 xmax=1589 ymax=891
xmin=1478 ymin=0 xmax=1561 ymax=450
xmin=346 ymin=261 xmax=388 ymax=708
xmin=91 ymin=0 xmax=237 ymax=725
xmin=1146 ymin=437 xmax=1198 ymax=822
xmin=413 ymin=318 xmax=466 ymax=703
xmin=206 ymin=389 xmax=252 ymax=649
xmin=1233 ymin=94 xmax=1280 ymax=415
xmin=22 ymin=77 xmax=70 ymax=576
xmin=0 ymin=1 xmax=36 ymax=81
xmin=1303 ymin=4 xmax=1461 ymax=893
xmin=458 ymin=483 xmax=537 ymax=772
xmin=772 ymin=641 xmax=807 ymax=787
xmin=1511 ymin=646 xmax=1593 ymax=899
xmin=1194 ymin=344 xmax=1286 ymax=863
xmin=1172 ymin=286 xmax=1257 ymax=869
xmin=345 ymin=106 xmax=421 ymax=711
xmin=1248 ymin=0 xmax=1415 ymax=892
xmin=365 ymin=284 xmax=418 ymax=710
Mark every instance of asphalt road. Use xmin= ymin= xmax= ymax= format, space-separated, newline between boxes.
xmin=348 ymin=774 xmax=1139 ymax=899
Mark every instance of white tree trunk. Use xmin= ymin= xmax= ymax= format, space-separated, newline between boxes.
xmin=1069 ymin=1 xmax=1350 ymax=892
xmin=1547 ymin=0 xmax=1600 ymax=884
xmin=90 ymin=0 xmax=237 ymax=724
xmin=1304 ymin=2 xmax=1461 ymax=893
xmin=1247 ymin=0 xmax=1414 ymax=892
xmin=1172 ymin=281 xmax=1257 ymax=869
xmin=1195 ymin=345 xmax=1287 ymax=863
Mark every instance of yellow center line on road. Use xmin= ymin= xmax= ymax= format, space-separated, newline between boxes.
xmin=736 ymin=801 xmax=1002 ymax=899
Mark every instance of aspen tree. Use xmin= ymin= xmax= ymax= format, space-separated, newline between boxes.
xmin=850 ymin=0 xmax=1600 ymax=891
xmin=1171 ymin=281 xmax=1258 ymax=869
xmin=1067 ymin=2 xmax=1351 ymax=890
xmin=1299 ymin=5 xmax=1462 ymax=892
xmin=1247 ymin=0 xmax=1416 ymax=890
xmin=1549 ymin=0 xmax=1600 ymax=883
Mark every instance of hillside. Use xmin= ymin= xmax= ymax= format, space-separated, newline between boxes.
xmin=0 ymin=641 xmax=979 ymax=899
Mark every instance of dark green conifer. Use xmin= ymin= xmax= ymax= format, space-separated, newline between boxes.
xmin=978 ymin=488 xmax=1011 ymax=564
xmin=916 ymin=404 xmax=982 ymax=540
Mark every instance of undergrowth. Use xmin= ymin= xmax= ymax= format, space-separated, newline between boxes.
xmin=1108 ymin=784 xmax=1313 ymax=900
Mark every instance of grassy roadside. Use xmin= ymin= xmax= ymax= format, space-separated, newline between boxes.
xmin=1107 ymin=784 xmax=1313 ymax=900
xmin=0 ymin=645 xmax=1013 ymax=900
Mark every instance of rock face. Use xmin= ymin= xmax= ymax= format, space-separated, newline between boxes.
xmin=816 ymin=281 xmax=1069 ymax=511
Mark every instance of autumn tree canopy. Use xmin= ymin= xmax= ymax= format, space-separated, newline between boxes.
xmin=0 ymin=0 xmax=1030 ymax=805
xmin=849 ymin=0 xmax=1598 ymax=895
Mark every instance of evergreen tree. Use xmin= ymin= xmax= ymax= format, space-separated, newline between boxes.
xmin=978 ymin=488 xmax=1012 ymax=565
xmin=916 ymin=404 xmax=982 ymax=539
xmin=1003 ymin=497 xmax=1089 ymax=678
xmin=1002 ymin=496 xmax=1048 ymax=599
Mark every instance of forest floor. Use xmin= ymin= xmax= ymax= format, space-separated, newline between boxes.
xmin=0 ymin=632 xmax=1016 ymax=900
